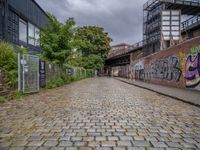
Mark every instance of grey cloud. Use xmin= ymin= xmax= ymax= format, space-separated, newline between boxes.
xmin=36 ymin=0 xmax=147 ymax=45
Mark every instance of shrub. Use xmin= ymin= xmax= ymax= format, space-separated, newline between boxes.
xmin=46 ymin=71 xmax=70 ymax=89
xmin=47 ymin=74 xmax=65 ymax=89
xmin=71 ymin=73 xmax=80 ymax=81
xmin=46 ymin=68 xmax=94 ymax=89
xmin=0 ymin=41 xmax=18 ymax=88
xmin=86 ymin=69 xmax=94 ymax=78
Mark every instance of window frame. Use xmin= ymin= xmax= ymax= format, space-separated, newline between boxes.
xmin=19 ymin=18 xmax=28 ymax=44
xmin=28 ymin=22 xmax=40 ymax=47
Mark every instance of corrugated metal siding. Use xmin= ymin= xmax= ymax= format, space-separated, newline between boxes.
xmin=8 ymin=0 xmax=48 ymax=28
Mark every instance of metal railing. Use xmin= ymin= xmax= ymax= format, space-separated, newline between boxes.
xmin=181 ymin=15 xmax=200 ymax=30
xmin=107 ymin=49 xmax=129 ymax=59
xmin=128 ymin=41 xmax=144 ymax=52
xmin=144 ymin=0 xmax=200 ymax=10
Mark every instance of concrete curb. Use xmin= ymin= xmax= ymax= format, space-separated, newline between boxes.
xmin=115 ymin=78 xmax=200 ymax=108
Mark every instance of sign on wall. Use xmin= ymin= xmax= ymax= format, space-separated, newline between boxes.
xmin=39 ymin=60 xmax=46 ymax=88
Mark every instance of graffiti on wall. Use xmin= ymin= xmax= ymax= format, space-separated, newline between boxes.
xmin=135 ymin=56 xmax=182 ymax=82
xmin=185 ymin=51 xmax=200 ymax=88
xmin=150 ymin=57 xmax=182 ymax=82
xmin=133 ymin=44 xmax=200 ymax=90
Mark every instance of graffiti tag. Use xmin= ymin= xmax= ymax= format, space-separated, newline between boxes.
xmin=185 ymin=53 xmax=200 ymax=88
xmin=139 ymin=56 xmax=182 ymax=82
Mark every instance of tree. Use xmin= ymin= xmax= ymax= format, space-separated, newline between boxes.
xmin=66 ymin=50 xmax=83 ymax=67
xmin=40 ymin=14 xmax=75 ymax=67
xmin=82 ymin=54 xmax=104 ymax=69
xmin=75 ymin=26 xmax=112 ymax=69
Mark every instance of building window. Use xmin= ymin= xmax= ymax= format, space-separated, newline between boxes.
xmin=28 ymin=22 xmax=40 ymax=46
xmin=19 ymin=19 xmax=27 ymax=43
xmin=35 ymin=28 xmax=40 ymax=46
xmin=28 ymin=23 xmax=35 ymax=45
xmin=8 ymin=9 xmax=18 ymax=43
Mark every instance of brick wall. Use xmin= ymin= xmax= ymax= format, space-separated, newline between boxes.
xmin=130 ymin=36 xmax=200 ymax=91
xmin=182 ymin=29 xmax=200 ymax=42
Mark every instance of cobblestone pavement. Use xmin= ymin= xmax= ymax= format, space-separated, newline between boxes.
xmin=0 ymin=77 xmax=200 ymax=150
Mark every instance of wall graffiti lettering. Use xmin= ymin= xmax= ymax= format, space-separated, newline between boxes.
xmin=131 ymin=43 xmax=200 ymax=91
xmin=151 ymin=57 xmax=182 ymax=82
xmin=135 ymin=56 xmax=182 ymax=82
xmin=191 ymin=45 xmax=200 ymax=54
xmin=185 ymin=53 xmax=200 ymax=88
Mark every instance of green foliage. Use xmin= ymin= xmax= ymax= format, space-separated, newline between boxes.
xmin=74 ymin=26 xmax=112 ymax=69
xmin=0 ymin=41 xmax=18 ymax=87
xmin=46 ymin=68 xmax=94 ymax=89
xmin=47 ymin=72 xmax=67 ymax=89
xmin=82 ymin=54 xmax=104 ymax=69
xmin=87 ymin=69 xmax=94 ymax=77
xmin=40 ymin=15 xmax=75 ymax=67
xmin=71 ymin=74 xmax=80 ymax=82
xmin=75 ymin=26 xmax=112 ymax=58
xmin=67 ymin=50 xmax=83 ymax=67
xmin=47 ymin=75 xmax=65 ymax=89
xmin=18 ymin=46 xmax=27 ymax=55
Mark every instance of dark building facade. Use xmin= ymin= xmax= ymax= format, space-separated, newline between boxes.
xmin=0 ymin=0 xmax=49 ymax=53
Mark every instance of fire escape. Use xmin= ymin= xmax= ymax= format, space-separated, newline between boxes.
xmin=143 ymin=0 xmax=200 ymax=56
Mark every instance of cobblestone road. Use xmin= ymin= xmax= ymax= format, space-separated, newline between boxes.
xmin=0 ymin=77 xmax=200 ymax=150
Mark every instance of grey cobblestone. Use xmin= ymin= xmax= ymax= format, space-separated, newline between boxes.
xmin=150 ymin=141 xmax=167 ymax=148
xmin=27 ymin=141 xmax=44 ymax=147
xmin=101 ymin=141 xmax=116 ymax=147
xmin=0 ymin=77 xmax=200 ymax=149
xmin=132 ymin=141 xmax=150 ymax=147
xmin=117 ymin=141 xmax=132 ymax=146
xmin=113 ymin=147 xmax=126 ymax=150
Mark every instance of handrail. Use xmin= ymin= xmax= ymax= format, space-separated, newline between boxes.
xmin=128 ymin=41 xmax=144 ymax=52
xmin=181 ymin=15 xmax=200 ymax=30
xmin=144 ymin=0 xmax=200 ymax=10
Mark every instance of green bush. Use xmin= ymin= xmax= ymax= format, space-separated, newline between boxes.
xmin=47 ymin=71 xmax=71 ymax=89
xmin=71 ymin=74 xmax=80 ymax=81
xmin=86 ymin=69 xmax=94 ymax=78
xmin=0 ymin=41 xmax=18 ymax=88
xmin=46 ymin=68 xmax=94 ymax=89
xmin=47 ymin=74 xmax=65 ymax=89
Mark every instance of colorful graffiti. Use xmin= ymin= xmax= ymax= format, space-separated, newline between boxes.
xmin=135 ymin=56 xmax=182 ymax=82
xmin=151 ymin=57 xmax=182 ymax=82
xmin=185 ymin=53 xmax=200 ymax=88
xmin=131 ymin=43 xmax=200 ymax=91
xmin=179 ymin=52 xmax=186 ymax=81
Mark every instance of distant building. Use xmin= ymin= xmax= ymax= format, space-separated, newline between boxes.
xmin=0 ymin=0 xmax=49 ymax=54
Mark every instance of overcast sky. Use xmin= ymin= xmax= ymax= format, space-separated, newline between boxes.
xmin=36 ymin=0 xmax=147 ymax=45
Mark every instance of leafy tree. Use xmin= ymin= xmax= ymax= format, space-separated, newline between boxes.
xmin=75 ymin=26 xmax=112 ymax=57
xmin=75 ymin=26 xmax=112 ymax=69
xmin=40 ymin=14 xmax=75 ymax=67
xmin=82 ymin=54 xmax=104 ymax=69
xmin=66 ymin=50 xmax=83 ymax=67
